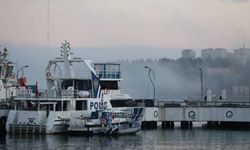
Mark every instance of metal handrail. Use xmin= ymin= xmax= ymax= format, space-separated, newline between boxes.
xmin=95 ymin=70 xmax=121 ymax=79
xmin=15 ymin=88 xmax=91 ymax=99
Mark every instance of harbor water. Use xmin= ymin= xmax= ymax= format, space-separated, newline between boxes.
xmin=1 ymin=127 xmax=250 ymax=150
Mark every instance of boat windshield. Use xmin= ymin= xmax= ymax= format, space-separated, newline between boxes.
xmin=6 ymin=66 xmax=13 ymax=78
xmin=100 ymin=81 xmax=118 ymax=90
xmin=110 ymin=99 xmax=139 ymax=107
xmin=61 ymin=79 xmax=92 ymax=91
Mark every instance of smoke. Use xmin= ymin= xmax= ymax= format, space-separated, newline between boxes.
xmin=119 ymin=57 xmax=250 ymax=101
xmin=119 ymin=59 xmax=201 ymax=100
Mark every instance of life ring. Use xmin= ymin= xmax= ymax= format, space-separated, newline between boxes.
xmin=46 ymin=72 xmax=51 ymax=78
xmin=154 ymin=110 xmax=158 ymax=118
xmin=226 ymin=111 xmax=233 ymax=118
xmin=188 ymin=111 xmax=196 ymax=119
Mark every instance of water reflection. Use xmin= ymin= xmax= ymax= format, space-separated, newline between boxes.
xmin=0 ymin=129 xmax=250 ymax=150
xmin=0 ymin=133 xmax=143 ymax=150
xmin=141 ymin=128 xmax=250 ymax=150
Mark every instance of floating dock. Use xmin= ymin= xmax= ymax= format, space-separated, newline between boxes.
xmin=141 ymin=100 xmax=250 ymax=129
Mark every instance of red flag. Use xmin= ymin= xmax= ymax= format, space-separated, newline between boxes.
xmin=18 ymin=77 xmax=28 ymax=89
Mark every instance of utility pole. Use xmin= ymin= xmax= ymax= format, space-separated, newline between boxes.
xmin=47 ymin=0 xmax=50 ymax=45
xmin=200 ymin=68 xmax=204 ymax=101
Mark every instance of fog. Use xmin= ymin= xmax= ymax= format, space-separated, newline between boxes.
xmin=119 ymin=59 xmax=200 ymax=100
xmin=7 ymin=45 xmax=182 ymax=87
xmin=119 ymin=57 xmax=250 ymax=100
xmin=5 ymin=45 xmax=250 ymax=101
xmin=120 ymin=61 xmax=199 ymax=100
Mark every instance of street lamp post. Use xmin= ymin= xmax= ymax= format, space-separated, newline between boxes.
xmin=145 ymin=66 xmax=155 ymax=101
xmin=17 ymin=65 xmax=29 ymax=80
xmin=199 ymin=68 xmax=204 ymax=101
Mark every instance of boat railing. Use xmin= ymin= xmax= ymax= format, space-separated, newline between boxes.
xmin=103 ymin=89 xmax=131 ymax=95
xmin=107 ymin=89 xmax=131 ymax=95
xmin=96 ymin=70 xmax=121 ymax=79
xmin=16 ymin=88 xmax=36 ymax=98
xmin=16 ymin=88 xmax=91 ymax=99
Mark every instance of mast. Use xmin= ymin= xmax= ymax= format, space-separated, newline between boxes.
xmin=47 ymin=0 xmax=50 ymax=45
xmin=61 ymin=41 xmax=74 ymax=78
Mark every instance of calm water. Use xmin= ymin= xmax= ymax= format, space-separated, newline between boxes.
xmin=1 ymin=128 xmax=250 ymax=150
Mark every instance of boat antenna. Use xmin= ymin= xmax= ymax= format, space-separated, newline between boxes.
xmin=61 ymin=41 xmax=74 ymax=78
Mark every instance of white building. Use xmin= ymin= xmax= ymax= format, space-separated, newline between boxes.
xmin=181 ymin=49 xmax=195 ymax=59
xmin=201 ymin=48 xmax=213 ymax=59
xmin=234 ymin=47 xmax=250 ymax=62
xmin=201 ymin=48 xmax=228 ymax=59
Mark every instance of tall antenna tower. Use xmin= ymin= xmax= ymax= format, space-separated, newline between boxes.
xmin=47 ymin=0 xmax=50 ymax=45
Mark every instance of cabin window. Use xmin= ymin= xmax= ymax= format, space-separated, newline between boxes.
xmin=106 ymin=64 xmax=120 ymax=78
xmin=75 ymin=100 xmax=87 ymax=110
xmin=49 ymin=104 xmax=55 ymax=111
xmin=55 ymin=101 xmax=69 ymax=111
xmin=94 ymin=65 xmax=105 ymax=78
xmin=62 ymin=79 xmax=92 ymax=91
xmin=94 ymin=64 xmax=120 ymax=79
xmin=74 ymin=80 xmax=91 ymax=91
xmin=110 ymin=99 xmax=138 ymax=107
xmin=55 ymin=102 xmax=61 ymax=111
xmin=100 ymin=81 xmax=118 ymax=90
xmin=61 ymin=80 xmax=73 ymax=90
xmin=110 ymin=100 xmax=127 ymax=107
xmin=41 ymin=104 xmax=54 ymax=111
xmin=63 ymin=101 xmax=68 ymax=111
xmin=6 ymin=66 xmax=13 ymax=78
xmin=90 ymin=111 xmax=98 ymax=119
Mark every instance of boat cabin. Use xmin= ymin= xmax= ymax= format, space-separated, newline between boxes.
xmin=94 ymin=63 xmax=121 ymax=90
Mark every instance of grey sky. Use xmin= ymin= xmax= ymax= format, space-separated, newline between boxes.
xmin=222 ymin=0 xmax=249 ymax=3
xmin=0 ymin=0 xmax=249 ymax=49
xmin=1 ymin=0 xmax=250 ymax=88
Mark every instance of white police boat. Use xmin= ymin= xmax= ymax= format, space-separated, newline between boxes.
xmin=6 ymin=41 xmax=144 ymax=135
xmin=68 ymin=61 xmax=145 ymax=135
xmin=5 ymin=42 xmax=76 ymax=134
xmin=80 ymin=62 xmax=144 ymax=135
xmin=0 ymin=48 xmax=19 ymax=134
